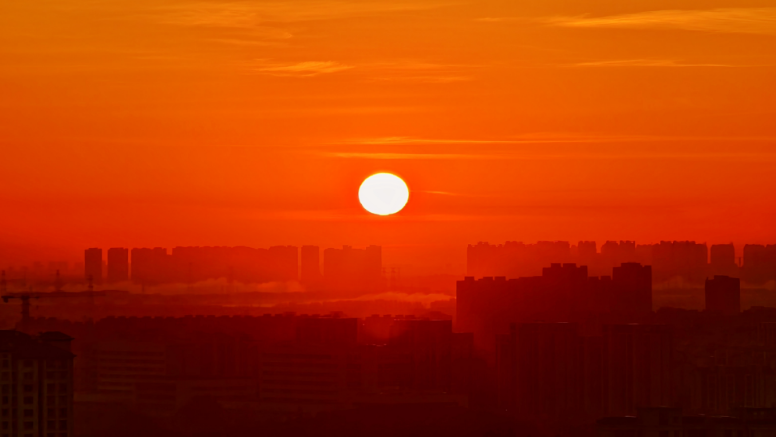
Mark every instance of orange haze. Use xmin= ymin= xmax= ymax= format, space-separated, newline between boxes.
xmin=1 ymin=0 xmax=775 ymax=268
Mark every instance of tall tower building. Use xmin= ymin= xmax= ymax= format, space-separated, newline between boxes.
xmin=83 ymin=248 xmax=102 ymax=284
xmin=0 ymin=331 xmax=75 ymax=437
xmin=106 ymin=248 xmax=129 ymax=283
xmin=612 ymin=263 xmax=652 ymax=314
xmin=705 ymin=275 xmax=741 ymax=316
xmin=602 ymin=324 xmax=673 ymax=416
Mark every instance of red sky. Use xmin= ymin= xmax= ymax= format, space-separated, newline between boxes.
xmin=1 ymin=0 xmax=775 ymax=270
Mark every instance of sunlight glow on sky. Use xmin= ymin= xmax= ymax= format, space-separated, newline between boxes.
xmin=1 ymin=0 xmax=775 ymax=265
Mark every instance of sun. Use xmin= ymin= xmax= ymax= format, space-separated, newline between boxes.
xmin=359 ymin=173 xmax=409 ymax=216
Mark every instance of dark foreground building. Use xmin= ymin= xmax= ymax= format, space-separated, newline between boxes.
xmin=457 ymin=263 xmax=652 ymax=349
xmin=598 ymin=407 xmax=776 ymax=437
xmin=0 ymin=330 xmax=74 ymax=437
xmin=705 ymin=275 xmax=741 ymax=316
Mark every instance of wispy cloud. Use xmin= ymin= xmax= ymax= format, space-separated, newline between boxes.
xmin=476 ymin=17 xmax=528 ymax=23
xmin=364 ymin=61 xmax=476 ymax=83
xmin=323 ymin=152 xmax=491 ymax=159
xmin=544 ymin=8 xmax=776 ymax=35
xmin=343 ymin=135 xmax=645 ymax=145
xmin=255 ymin=61 xmax=353 ymax=76
xmin=321 ymin=150 xmax=776 ymax=161
xmin=160 ymin=1 xmax=453 ymax=28
xmin=571 ymin=59 xmax=733 ymax=68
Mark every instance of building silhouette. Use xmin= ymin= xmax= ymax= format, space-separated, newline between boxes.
xmin=0 ymin=331 xmax=74 ymax=437
xmin=456 ymin=263 xmax=653 ymax=349
xmin=598 ymin=407 xmax=776 ymax=437
xmin=612 ymin=262 xmax=652 ymax=315
xmin=467 ymin=240 xmax=714 ymax=284
xmin=106 ymin=248 xmax=129 ymax=283
xmin=742 ymin=244 xmax=776 ymax=284
xmin=601 ymin=324 xmax=674 ymax=416
xmin=127 ymin=246 xmax=300 ymax=285
xmin=705 ymin=275 xmax=741 ymax=316
xmin=84 ymin=248 xmax=102 ymax=283
xmin=300 ymin=245 xmax=322 ymax=286
xmin=323 ymin=246 xmax=382 ymax=293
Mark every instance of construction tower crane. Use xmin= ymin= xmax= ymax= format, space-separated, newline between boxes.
xmin=0 ymin=270 xmax=106 ymax=327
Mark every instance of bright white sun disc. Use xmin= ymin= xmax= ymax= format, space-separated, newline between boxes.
xmin=359 ymin=173 xmax=409 ymax=216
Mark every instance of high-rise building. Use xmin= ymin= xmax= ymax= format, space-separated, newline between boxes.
xmin=602 ymin=324 xmax=674 ymax=416
xmin=466 ymin=241 xmax=572 ymax=279
xmin=83 ymin=248 xmax=102 ymax=283
xmin=0 ymin=330 xmax=74 ymax=437
xmin=300 ymin=246 xmax=322 ymax=285
xmin=456 ymin=263 xmax=654 ymax=350
xmin=106 ymin=248 xmax=129 ymax=283
xmin=323 ymin=246 xmax=382 ymax=293
xmin=705 ymin=275 xmax=741 ymax=316
xmin=742 ymin=244 xmax=776 ymax=285
xmin=130 ymin=248 xmax=168 ymax=285
xmin=497 ymin=322 xmax=584 ymax=419
xmin=612 ymin=262 xmax=652 ymax=315
xmin=651 ymin=241 xmax=708 ymax=283
xmin=601 ymin=241 xmax=637 ymax=267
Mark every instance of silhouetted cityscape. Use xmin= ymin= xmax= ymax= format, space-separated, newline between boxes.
xmin=1 ymin=240 xmax=776 ymax=436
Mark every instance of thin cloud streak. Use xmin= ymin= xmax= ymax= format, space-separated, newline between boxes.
xmin=318 ymin=148 xmax=776 ymax=162
xmin=160 ymin=1 xmax=454 ymax=28
xmin=544 ymin=8 xmax=776 ymax=35
xmin=345 ymin=136 xmax=602 ymax=145
xmin=343 ymin=135 xmax=776 ymax=146
xmin=325 ymin=152 xmax=492 ymax=160
xmin=255 ymin=61 xmax=353 ymax=76
xmin=571 ymin=59 xmax=734 ymax=68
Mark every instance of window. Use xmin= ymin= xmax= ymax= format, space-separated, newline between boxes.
xmin=1 ymin=409 xmax=7 ymax=417
xmin=23 ymin=360 xmax=33 ymax=368
xmin=58 ymin=420 xmax=67 ymax=430
xmin=23 ymin=409 xmax=32 ymax=417
xmin=1 ymin=361 xmax=7 ymax=369
xmin=23 ymin=372 xmax=32 ymax=381
xmin=59 ymin=408 xmax=66 ymax=416
xmin=47 ymin=384 xmax=55 ymax=392
xmin=2 ymin=397 xmax=8 ymax=404
xmin=23 ymin=385 xmax=33 ymax=392
xmin=23 ymin=421 xmax=33 ymax=430
xmin=58 ymin=384 xmax=66 ymax=392
xmin=47 ymin=421 xmax=55 ymax=428
xmin=23 ymin=396 xmax=33 ymax=404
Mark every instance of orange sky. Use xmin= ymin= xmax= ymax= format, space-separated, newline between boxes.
xmin=1 ymin=0 xmax=775 ymax=269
